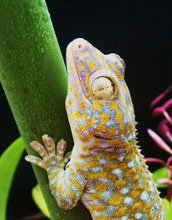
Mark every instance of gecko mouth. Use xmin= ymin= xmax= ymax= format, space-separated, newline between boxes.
xmin=94 ymin=135 xmax=113 ymax=140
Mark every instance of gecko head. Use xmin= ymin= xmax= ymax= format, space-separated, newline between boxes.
xmin=66 ymin=38 xmax=136 ymax=147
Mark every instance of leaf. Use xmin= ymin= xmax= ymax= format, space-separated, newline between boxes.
xmin=152 ymin=166 xmax=171 ymax=188
xmin=162 ymin=198 xmax=170 ymax=215
xmin=166 ymin=198 xmax=172 ymax=220
xmin=0 ymin=137 xmax=25 ymax=220
xmin=32 ymin=184 xmax=50 ymax=218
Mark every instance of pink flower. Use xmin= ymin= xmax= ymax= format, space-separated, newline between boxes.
xmin=147 ymin=129 xmax=172 ymax=155
xmin=157 ymin=178 xmax=172 ymax=185
xmin=149 ymin=85 xmax=172 ymax=109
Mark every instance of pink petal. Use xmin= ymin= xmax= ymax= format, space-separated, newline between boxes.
xmin=162 ymin=98 xmax=172 ymax=110
xmin=147 ymin=129 xmax=172 ymax=155
xmin=158 ymin=120 xmax=172 ymax=143
xmin=157 ymin=178 xmax=172 ymax=185
xmin=145 ymin=157 xmax=166 ymax=166
xmin=150 ymin=94 xmax=165 ymax=109
xmin=167 ymin=156 xmax=172 ymax=178
xmin=150 ymin=85 xmax=172 ymax=108
xmin=152 ymin=108 xmax=172 ymax=125
xmin=152 ymin=107 xmax=164 ymax=117
xmin=167 ymin=156 xmax=172 ymax=166
xmin=145 ymin=157 xmax=172 ymax=179
xmin=163 ymin=110 xmax=172 ymax=126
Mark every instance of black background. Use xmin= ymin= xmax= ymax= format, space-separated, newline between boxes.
xmin=0 ymin=0 xmax=171 ymax=219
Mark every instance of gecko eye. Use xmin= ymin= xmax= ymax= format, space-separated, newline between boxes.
xmin=91 ymin=77 xmax=114 ymax=99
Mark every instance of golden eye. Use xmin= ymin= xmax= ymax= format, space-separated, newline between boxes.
xmin=91 ymin=77 xmax=114 ymax=99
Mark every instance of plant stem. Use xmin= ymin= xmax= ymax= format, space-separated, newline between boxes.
xmin=0 ymin=0 xmax=90 ymax=219
xmin=166 ymin=185 xmax=172 ymax=202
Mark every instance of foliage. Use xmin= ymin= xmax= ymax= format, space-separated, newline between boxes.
xmin=146 ymin=85 xmax=172 ymax=218
xmin=0 ymin=138 xmax=25 ymax=220
xmin=32 ymin=184 xmax=50 ymax=218
xmin=153 ymin=166 xmax=171 ymax=188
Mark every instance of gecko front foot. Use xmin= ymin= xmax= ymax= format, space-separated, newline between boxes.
xmin=25 ymin=134 xmax=69 ymax=171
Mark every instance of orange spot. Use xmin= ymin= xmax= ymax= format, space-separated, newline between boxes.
xmin=135 ymin=185 xmax=144 ymax=191
xmin=78 ymin=65 xmax=85 ymax=71
xmin=87 ymin=60 xmax=95 ymax=71
xmin=73 ymin=162 xmax=80 ymax=168
xmin=105 ymin=153 xmax=116 ymax=161
xmin=133 ymin=175 xmax=140 ymax=183
xmin=79 ymin=101 xmax=86 ymax=109
xmin=118 ymin=162 xmax=127 ymax=170
xmin=92 ymin=154 xmax=100 ymax=161
xmin=79 ymin=133 xmax=92 ymax=142
xmin=104 ymin=163 xmax=117 ymax=171
xmin=108 ymin=193 xmax=124 ymax=205
xmin=75 ymin=110 xmax=82 ymax=119
xmin=108 ymin=174 xmax=117 ymax=181
xmin=74 ymin=91 xmax=79 ymax=99
xmin=109 ymin=100 xmax=119 ymax=110
xmin=115 ymin=179 xmax=126 ymax=189
xmin=145 ymin=181 xmax=150 ymax=192
xmin=94 ymin=216 xmax=111 ymax=220
xmin=83 ymin=160 xmax=98 ymax=168
xmin=110 ymin=64 xmax=124 ymax=80
xmin=96 ymin=124 xmax=107 ymax=134
xmin=148 ymin=212 xmax=154 ymax=219
xmin=69 ymin=178 xmax=82 ymax=192
xmin=57 ymin=184 xmax=63 ymax=194
xmin=131 ymin=185 xmax=142 ymax=198
xmin=113 ymin=207 xmax=127 ymax=217
xmin=68 ymin=98 xmax=74 ymax=106
xmin=132 ymin=202 xmax=143 ymax=212
xmin=93 ymin=102 xmax=102 ymax=112
xmin=152 ymin=197 xmax=157 ymax=204
xmin=125 ymin=168 xmax=136 ymax=177
xmin=81 ymin=145 xmax=89 ymax=151
xmin=123 ymin=155 xmax=130 ymax=162
xmin=115 ymin=111 xmax=123 ymax=123
xmin=118 ymin=123 xmax=125 ymax=136
xmin=100 ymin=112 xmax=110 ymax=122
xmin=106 ymin=128 xmax=115 ymax=139
xmin=143 ymin=203 xmax=151 ymax=213
xmin=95 ymin=181 xmax=107 ymax=191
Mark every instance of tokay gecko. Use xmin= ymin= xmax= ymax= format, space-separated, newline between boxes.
xmin=26 ymin=38 xmax=165 ymax=220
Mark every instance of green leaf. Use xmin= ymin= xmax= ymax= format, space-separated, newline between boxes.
xmin=162 ymin=198 xmax=170 ymax=215
xmin=0 ymin=137 xmax=25 ymax=220
xmin=152 ymin=166 xmax=171 ymax=188
xmin=32 ymin=184 xmax=50 ymax=218
xmin=166 ymin=199 xmax=172 ymax=220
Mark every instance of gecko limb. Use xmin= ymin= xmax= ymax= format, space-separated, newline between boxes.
xmin=26 ymin=134 xmax=86 ymax=209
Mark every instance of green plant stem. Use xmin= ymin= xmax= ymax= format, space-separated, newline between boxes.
xmin=0 ymin=0 xmax=91 ymax=219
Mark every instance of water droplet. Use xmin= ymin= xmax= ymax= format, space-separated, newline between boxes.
xmin=38 ymin=0 xmax=43 ymax=7
xmin=40 ymin=47 xmax=44 ymax=54
xmin=42 ymin=13 xmax=49 ymax=23
xmin=38 ymin=71 xmax=43 ymax=77
xmin=19 ymin=63 xmax=24 ymax=70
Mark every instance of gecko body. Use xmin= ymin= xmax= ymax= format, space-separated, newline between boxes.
xmin=26 ymin=38 xmax=165 ymax=220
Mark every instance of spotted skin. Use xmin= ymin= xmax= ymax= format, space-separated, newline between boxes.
xmin=26 ymin=39 xmax=165 ymax=220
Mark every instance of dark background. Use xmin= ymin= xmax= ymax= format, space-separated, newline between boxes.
xmin=0 ymin=0 xmax=171 ymax=219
